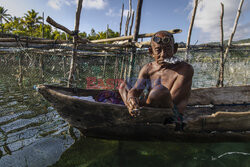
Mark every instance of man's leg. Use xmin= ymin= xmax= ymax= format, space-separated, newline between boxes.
xmin=146 ymin=85 xmax=173 ymax=108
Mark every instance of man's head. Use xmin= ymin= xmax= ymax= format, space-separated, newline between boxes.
xmin=149 ymin=31 xmax=178 ymax=65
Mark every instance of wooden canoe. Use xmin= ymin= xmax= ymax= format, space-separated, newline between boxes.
xmin=36 ymin=84 xmax=250 ymax=142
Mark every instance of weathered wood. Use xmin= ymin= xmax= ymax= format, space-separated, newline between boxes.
xmin=124 ymin=6 xmax=131 ymax=36
xmin=68 ymin=0 xmax=83 ymax=87
xmin=133 ymin=0 xmax=143 ymax=42
xmin=37 ymin=84 xmax=250 ymax=142
xmin=129 ymin=11 xmax=135 ymax=36
xmin=223 ymin=0 xmax=244 ymax=62
xmin=217 ymin=3 xmax=225 ymax=88
xmin=18 ymin=53 xmax=23 ymax=85
xmin=128 ymin=0 xmax=143 ymax=79
xmin=186 ymin=0 xmax=198 ymax=61
xmin=185 ymin=111 xmax=250 ymax=132
xmin=46 ymin=16 xmax=74 ymax=36
xmin=189 ymin=85 xmax=250 ymax=105
xmin=119 ymin=3 xmax=124 ymax=36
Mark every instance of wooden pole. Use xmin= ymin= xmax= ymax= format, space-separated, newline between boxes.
xmin=90 ymin=29 xmax=182 ymax=43
xmin=217 ymin=3 xmax=224 ymax=87
xmin=39 ymin=54 xmax=45 ymax=82
xmin=223 ymin=0 xmax=244 ymax=62
xmin=129 ymin=11 xmax=135 ymax=36
xmin=124 ymin=11 xmax=131 ymax=36
xmin=42 ymin=12 xmax=44 ymax=39
xmin=103 ymin=24 xmax=109 ymax=79
xmin=185 ymin=0 xmax=198 ymax=61
xmin=119 ymin=3 xmax=124 ymax=36
xmin=67 ymin=0 xmax=83 ymax=87
xmin=127 ymin=0 xmax=143 ymax=79
xmin=18 ymin=53 xmax=23 ymax=85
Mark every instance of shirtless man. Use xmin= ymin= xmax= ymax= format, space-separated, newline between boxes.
xmin=119 ymin=31 xmax=194 ymax=117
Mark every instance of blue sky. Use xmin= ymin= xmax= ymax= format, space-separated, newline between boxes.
xmin=0 ymin=0 xmax=250 ymax=44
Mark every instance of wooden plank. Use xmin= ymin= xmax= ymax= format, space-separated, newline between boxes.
xmin=188 ymin=85 xmax=250 ymax=105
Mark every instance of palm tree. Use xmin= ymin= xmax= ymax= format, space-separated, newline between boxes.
xmin=22 ymin=9 xmax=42 ymax=36
xmin=0 ymin=6 xmax=12 ymax=32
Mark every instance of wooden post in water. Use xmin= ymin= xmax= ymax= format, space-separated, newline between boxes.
xmin=102 ymin=24 xmax=109 ymax=79
xmin=127 ymin=0 xmax=143 ymax=80
xmin=39 ymin=12 xmax=45 ymax=82
xmin=18 ymin=53 xmax=23 ymax=85
xmin=119 ymin=3 xmax=124 ymax=36
xmin=185 ymin=0 xmax=198 ymax=61
xmin=223 ymin=0 xmax=244 ymax=63
xmin=39 ymin=54 xmax=45 ymax=82
xmin=67 ymin=0 xmax=83 ymax=87
xmin=217 ymin=3 xmax=224 ymax=87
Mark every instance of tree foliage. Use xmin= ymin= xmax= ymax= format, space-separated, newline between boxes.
xmin=0 ymin=6 xmax=120 ymax=41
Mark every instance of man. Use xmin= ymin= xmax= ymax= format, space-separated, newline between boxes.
xmin=119 ymin=31 xmax=194 ymax=117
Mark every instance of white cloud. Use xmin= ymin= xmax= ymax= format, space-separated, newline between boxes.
xmin=47 ymin=0 xmax=107 ymax=10
xmin=188 ymin=0 xmax=250 ymax=42
xmin=106 ymin=9 xmax=119 ymax=17
xmin=47 ymin=0 xmax=74 ymax=10
xmin=82 ymin=0 xmax=107 ymax=9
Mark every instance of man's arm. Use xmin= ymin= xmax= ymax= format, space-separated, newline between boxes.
xmin=126 ymin=64 xmax=149 ymax=114
xmin=170 ymin=63 xmax=194 ymax=114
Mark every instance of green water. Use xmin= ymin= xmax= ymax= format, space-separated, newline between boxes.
xmin=0 ymin=51 xmax=249 ymax=167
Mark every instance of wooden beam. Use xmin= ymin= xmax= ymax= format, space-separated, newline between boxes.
xmin=46 ymin=16 xmax=74 ymax=36
xmin=90 ymin=29 xmax=182 ymax=43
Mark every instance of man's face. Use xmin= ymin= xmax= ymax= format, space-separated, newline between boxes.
xmin=151 ymin=32 xmax=175 ymax=65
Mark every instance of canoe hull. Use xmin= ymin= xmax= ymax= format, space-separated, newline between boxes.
xmin=37 ymin=84 xmax=250 ymax=142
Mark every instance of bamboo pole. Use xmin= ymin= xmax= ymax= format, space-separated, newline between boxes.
xmin=127 ymin=0 xmax=143 ymax=80
xmin=223 ymin=0 xmax=245 ymax=62
xmin=185 ymin=0 xmax=198 ymax=61
xmin=91 ymin=29 xmax=181 ymax=43
xmin=67 ymin=0 xmax=83 ymax=87
xmin=119 ymin=3 xmax=124 ymax=36
xmin=217 ymin=3 xmax=224 ymax=88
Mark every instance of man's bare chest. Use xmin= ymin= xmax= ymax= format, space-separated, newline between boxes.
xmin=148 ymin=68 xmax=178 ymax=89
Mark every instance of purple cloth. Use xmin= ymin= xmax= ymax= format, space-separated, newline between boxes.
xmin=96 ymin=91 xmax=124 ymax=105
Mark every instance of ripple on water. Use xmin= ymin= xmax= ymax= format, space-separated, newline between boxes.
xmin=0 ymin=110 xmax=33 ymax=124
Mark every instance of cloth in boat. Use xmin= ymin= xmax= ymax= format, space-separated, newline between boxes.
xmin=72 ymin=96 xmax=96 ymax=102
xmin=95 ymin=91 xmax=124 ymax=105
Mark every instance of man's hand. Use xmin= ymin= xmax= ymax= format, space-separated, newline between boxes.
xmin=127 ymin=96 xmax=140 ymax=117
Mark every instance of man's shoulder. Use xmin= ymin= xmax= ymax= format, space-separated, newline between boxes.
xmin=138 ymin=62 xmax=153 ymax=76
xmin=177 ymin=61 xmax=194 ymax=76
xmin=179 ymin=61 xmax=193 ymax=70
xmin=141 ymin=62 xmax=153 ymax=71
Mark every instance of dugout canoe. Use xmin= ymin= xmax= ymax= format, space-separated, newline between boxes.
xmin=36 ymin=84 xmax=250 ymax=142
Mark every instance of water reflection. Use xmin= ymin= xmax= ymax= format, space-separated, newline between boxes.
xmin=0 ymin=73 xmax=77 ymax=167
xmin=52 ymin=138 xmax=250 ymax=167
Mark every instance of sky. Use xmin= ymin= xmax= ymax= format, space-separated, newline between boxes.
xmin=0 ymin=0 xmax=250 ymax=44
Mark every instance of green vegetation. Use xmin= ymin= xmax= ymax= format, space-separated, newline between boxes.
xmin=0 ymin=6 xmax=119 ymax=40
